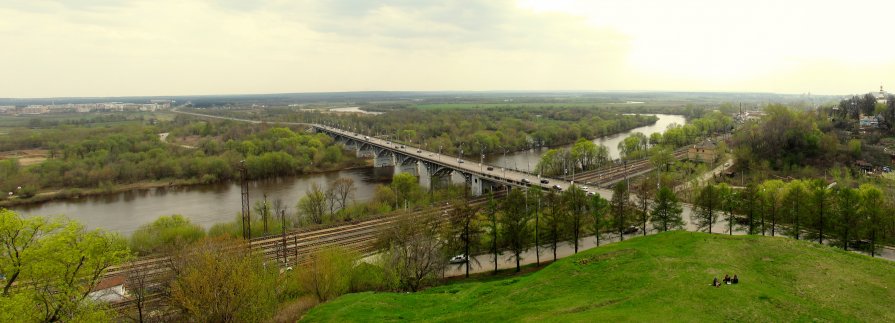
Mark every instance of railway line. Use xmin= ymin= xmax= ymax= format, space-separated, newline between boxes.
xmin=560 ymin=147 xmax=689 ymax=188
xmin=105 ymin=192 xmax=507 ymax=314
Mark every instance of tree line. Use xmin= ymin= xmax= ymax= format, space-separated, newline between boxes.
xmin=693 ymin=180 xmax=895 ymax=256
xmin=0 ymin=121 xmax=360 ymax=201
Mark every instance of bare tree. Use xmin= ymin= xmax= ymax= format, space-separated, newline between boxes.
xmin=379 ymin=212 xmax=446 ymax=292
xmin=632 ymin=178 xmax=655 ymax=236
xmin=331 ymin=178 xmax=356 ymax=210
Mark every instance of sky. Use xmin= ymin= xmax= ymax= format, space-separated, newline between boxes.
xmin=1 ymin=0 xmax=893 ymax=98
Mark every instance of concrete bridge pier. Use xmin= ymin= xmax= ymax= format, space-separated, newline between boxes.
xmin=374 ymin=152 xmax=395 ymax=168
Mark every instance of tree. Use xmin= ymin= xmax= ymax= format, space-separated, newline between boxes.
xmin=331 ymin=178 xmax=356 ymax=211
xmin=380 ymin=212 xmax=446 ymax=292
xmin=717 ymin=184 xmax=737 ymax=235
xmin=0 ymin=210 xmax=132 ymax=322
xmin=858 ymin=184 xmax=886 ymax=257
xmin=760 ymin=180 xmax=785 ymax=236
xmin=297 ymin=183 xmax=327 ymax=225
xmin=254 ymin=195 xmax=272 ymax=235
xmin=169 ymin=237 xmax=279 ymax=322
xmin=610 ymin=182 xmax=632 ymax=240
xmin=563 ymin=185 xmax=588 ymax=253
xmin=833 ymin=187 xmax=861 ymax=250
xmin=482 ymin=194 xmax=500 ymax=274
xmin=782 ymin=181 xmax=808 ymax=240
xmin=695 ymin=184 xmax=720 ymax=234
xmin=632 ymin=178 xmax=654 ymax=236
xmin=590 ymin=194 xmax=610 ymax=245
xmin=526 ymin=187 xmax=544 ymax=265
xmin=738 ymin=183 xmax=759 ymax=234
xmin=443 ymin=201 xmax=480 ymax=278
xmin=651 ymin=187 xmax=683 ymax=232
xmin=392 ymin=173 xmax=418 ymax=209
xmin=542 ymin=190 xmax=564 ymax=261
xmin=130 ymin=214 xmax=206 ymax=255
xmin=299 ymin=247 xmax=357 ymax=302
xmin=808 ymin=180 xmax=833 ymax=244
xmin=500 ymin=188 xmax=531 ymax=272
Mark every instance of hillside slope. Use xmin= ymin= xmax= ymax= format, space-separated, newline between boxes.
xmin=303 ymin=231 xmax=895 ymax=322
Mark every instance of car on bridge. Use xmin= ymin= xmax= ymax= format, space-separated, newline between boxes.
xmin=458 ymin=159 xmax=464 ymax=163
xmin=552 ymin=185 xmax=562 ymax=191
xmin=487 ymin=166 xmax=494 ymax=171
xmin=540 ymin=179 xmax=549 ymax=184
xmin=521 ymin=178 xmax=530 ymax=184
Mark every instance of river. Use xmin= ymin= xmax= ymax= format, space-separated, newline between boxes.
xmin=12 ymin=114 xmax=685 ymax=235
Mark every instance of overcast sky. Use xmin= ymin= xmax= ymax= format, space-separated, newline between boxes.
xmin=1 ymin=0 xmax=893 ymax=98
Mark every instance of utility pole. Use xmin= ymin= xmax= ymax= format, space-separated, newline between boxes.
xmin=263 ymin=193 xmax=269 ymax=235
xmin=240 ymin=160 xmax=251 ymax=240
xmin=281 ymin=209 xmax=287 ymax=265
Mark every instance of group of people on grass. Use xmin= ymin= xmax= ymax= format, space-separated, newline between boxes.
xmin=712 ymin=274 xmax=739 ymax=287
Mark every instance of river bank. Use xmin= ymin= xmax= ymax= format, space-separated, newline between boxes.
xmin=0 ymin=161 xmax=372 ymax=209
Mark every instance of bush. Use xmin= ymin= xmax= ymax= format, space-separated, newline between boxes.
xmin=297 ymin=247 xmax=359 ymax=302
xmin=130 ymin=215 xmax=206 ymax=255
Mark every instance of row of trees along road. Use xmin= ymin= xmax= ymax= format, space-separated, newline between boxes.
xmin=391 ymin=182 xmax=685 ymax=281
xmin=693 ymin=180 xmax=895 ymax=257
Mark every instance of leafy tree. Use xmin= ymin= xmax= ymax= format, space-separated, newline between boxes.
xmin=610 ymin=182 xmax=632 ymax=240
xmin=526 ymin=187 xmax=544 ymax=265
xmin=590 ymin=194 xmax=610 ymax=245
xmin=169 ymin=237 xmax=279 ymax=322
xmin=392 ymin=173 xmax=419 ymax=209
xmin=299 ymin=247 xmax=358 ymax=302
xmin=129 ymin=214 xmax=206 ymax=255
xmin=782 ymin=181 xmax=809 ymax=240
xmin=500 ymin=189 xmax=531 ymax=272
xmin=0 ymin=210 xmax=132 ymax=322
xmin=563 ymin=185 xmax=588 ymax=253
xmin=298 ymin=183 xmax=327 ymax=225
xmin=833 ymin=187 xmax=861 ymax=250
xmin=542 ymin=190 xmax=565 ymax=261
xmin=695 ymin=184 xmax=720 ymax=234
xmin=651 ymin=187 xmax=683 ymax=232
xmin=760 ymin=180 xmax=786 ymax=236
xmin=632 ymin=178 xmax=654 ymax=236
xmin=716 ymin=184 xmax=737 ymax=235
xmin=482 ymin=194 xmax=500 ymax=274
xmin=737 ymin=183 xmax=759 ymax=234
xmin=807 ymin=180 xmax=833 ymax=244
xmin=858 ymin=184 xmax=887 ymax=257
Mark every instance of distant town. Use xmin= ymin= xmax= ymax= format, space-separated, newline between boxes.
xmin=0 ymin=99 xmax=174 ymax=115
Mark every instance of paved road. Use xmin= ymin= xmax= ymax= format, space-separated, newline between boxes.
xmin=444 ymin=207 xmax=894 ymax=277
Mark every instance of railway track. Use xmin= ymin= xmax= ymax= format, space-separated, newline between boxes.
xmin=104 ymin=192 xmax=507 ymax=315
xmin=560 ymin=148 xmax=688 ymax=188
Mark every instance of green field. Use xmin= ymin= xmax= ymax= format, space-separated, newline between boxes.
xmin=303 ymin=231 xmax=895 ymax=322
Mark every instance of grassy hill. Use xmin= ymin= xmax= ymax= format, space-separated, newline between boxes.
xmin=302 ymin=231 xmax=895 ymax=322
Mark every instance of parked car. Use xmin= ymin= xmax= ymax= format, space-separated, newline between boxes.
xmin=581 ymin=186 xmax=589 ymax=191
xmin=458 ymin=159 xmax=464 ymax=163
xmin=521 ymin=178 xmax=530 ymax=184
xmin=417 ymin=149 xmax=422 ymax=153
xmin=449 ymin=254 xmax=468 ymax=264
xmin=553 ymin=185 xmax=562 ymax=191
xmin=540 ymin=179 xmax=549 ymax=184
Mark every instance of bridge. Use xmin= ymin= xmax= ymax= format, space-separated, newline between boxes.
xmin=172 ymin=108 xmax=678 ymax=194
xmin=314 ymin=124 xmax=566 ymax=195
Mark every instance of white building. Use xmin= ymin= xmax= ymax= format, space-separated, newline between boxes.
xmin=88 ymin=275 xmax=128 ymax=303
xmin=876 ymin=85 xmax=888 ymax=105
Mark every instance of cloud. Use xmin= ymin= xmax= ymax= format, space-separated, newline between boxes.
xmin=0 ymin=0 xmax=891 ymax=97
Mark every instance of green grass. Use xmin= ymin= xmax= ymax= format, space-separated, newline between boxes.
xmin=303 ymin=231 xmax=895 ymax=322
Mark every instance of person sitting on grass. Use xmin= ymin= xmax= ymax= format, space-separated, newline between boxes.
xmin=723 ymin=274 xmax=731 ymax=284
xmin=732 ymin=275 xmax=739 ymax=284
xmin=712 ymin=277 xmax=720 ymax=287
